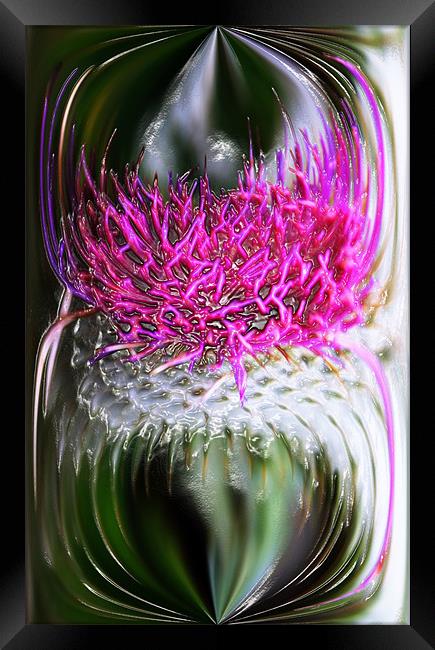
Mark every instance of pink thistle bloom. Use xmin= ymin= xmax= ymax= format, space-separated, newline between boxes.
xmin=39 ymin=59 xmax=385 ymax=403
xmin=55 ymin=108 xmax=378 ymax=402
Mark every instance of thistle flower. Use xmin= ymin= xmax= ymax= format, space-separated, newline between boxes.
xmin=45 ymin=104 xmax=380 ymax=402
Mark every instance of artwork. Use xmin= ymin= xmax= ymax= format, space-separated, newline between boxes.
xmin=28 ymin=26 xmax=408 ymax=624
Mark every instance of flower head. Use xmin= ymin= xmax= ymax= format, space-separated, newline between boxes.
xmin=51 ymin=111 xmax=377 ymax=401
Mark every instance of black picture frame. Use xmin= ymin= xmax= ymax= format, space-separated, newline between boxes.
xmin=4 ymin=0 xmax=433 ymax=647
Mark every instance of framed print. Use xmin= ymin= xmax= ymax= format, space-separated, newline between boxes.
xmin=1 ymin=0 xmax=433 ymax=647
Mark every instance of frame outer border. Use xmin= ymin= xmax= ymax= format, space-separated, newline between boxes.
xmin=2 ymin=0 xmax=433 ymax=647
